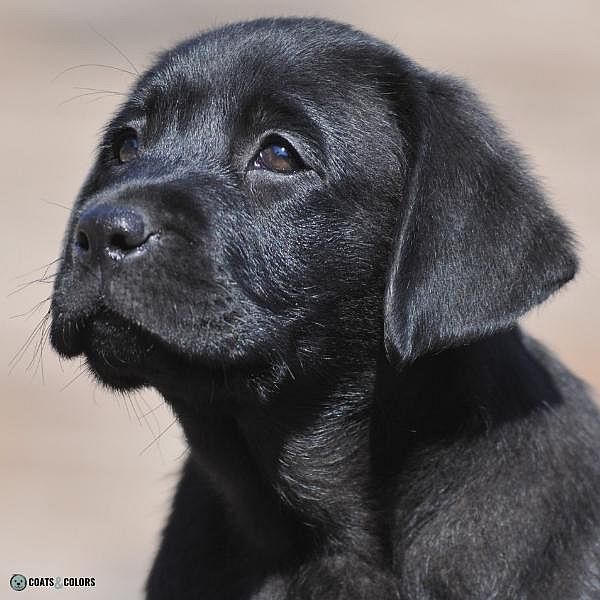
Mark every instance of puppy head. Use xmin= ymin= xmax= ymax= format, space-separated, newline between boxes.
xmin=50 ymin=18 xmax=576 ymax=394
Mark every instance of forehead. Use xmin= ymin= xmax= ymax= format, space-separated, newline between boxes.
xmin=125 ymin=19 xmax=389 ymax=125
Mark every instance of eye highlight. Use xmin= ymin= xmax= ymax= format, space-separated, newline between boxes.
xmin=113 ymin=130 xmax=140 ymax=164
xmin=252 ymin=138 xmax=304 ymax=173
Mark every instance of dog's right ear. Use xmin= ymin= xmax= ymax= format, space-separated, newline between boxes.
xmin=383 ymin=69 xmax=578 ymax=365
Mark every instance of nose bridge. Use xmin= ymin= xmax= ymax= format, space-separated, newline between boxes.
xmin=174 ymin=109 xmax=233 ymax=170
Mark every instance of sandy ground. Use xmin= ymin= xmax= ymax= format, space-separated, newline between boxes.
xmin=1 ymin=1 xmax=598 ymax=598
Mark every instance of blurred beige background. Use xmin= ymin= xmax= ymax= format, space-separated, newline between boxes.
xmin=1 ymin=1 xmax=598 ymax=598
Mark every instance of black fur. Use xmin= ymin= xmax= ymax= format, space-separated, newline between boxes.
xmin=50 ymin=18 xmax=600 ymax=599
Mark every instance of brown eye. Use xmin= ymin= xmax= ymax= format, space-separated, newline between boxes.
xmin=115 ymin=132 xmax=140 ymax=164
xmin=253 ymin=140 xmax=303 ymax=173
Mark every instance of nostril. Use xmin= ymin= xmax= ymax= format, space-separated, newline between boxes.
xmin=109 ymin=231 xmax=147 ymax=252
xmin=111 ymin=233 xmax=128 ymax=250
xmin=76 ymin=229 xmax=90 ymax=252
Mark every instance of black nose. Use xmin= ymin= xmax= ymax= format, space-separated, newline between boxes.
xmin=74 ymin=204 xmax=151 ymax=261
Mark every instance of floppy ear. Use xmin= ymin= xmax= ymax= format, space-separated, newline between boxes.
xmin=384 ymin=73 xmax=578 ymax=364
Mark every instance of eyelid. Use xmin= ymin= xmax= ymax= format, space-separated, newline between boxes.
xmin=106 ymin=113 xmax=144 ymax=148
xmin=112 ymin=127 xmax=138 ymax=149
xmin=261 ymin=130 xmax=325 ymax=178
xmin=257 ymin=133 xmax=297 ymax=153
xmin=116 ymin=126 xmax=138 ymax=138
xmin=251 ymin=131 xmax=316 ymax=172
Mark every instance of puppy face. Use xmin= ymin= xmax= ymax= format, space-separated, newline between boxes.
xmin=50 ymin=18 xmax=576 ymax=398
xmin=50 ymin=20 xmax=407 ymax=394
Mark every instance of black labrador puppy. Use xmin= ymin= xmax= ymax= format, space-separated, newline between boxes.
xmin=50 ymin=18 xmax=600 ymax=599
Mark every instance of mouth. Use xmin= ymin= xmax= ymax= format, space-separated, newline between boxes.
xmin=50 ymin=306 xmax=209 ymax=392
xmin=49 ymin=304 xmax=272 ymax=403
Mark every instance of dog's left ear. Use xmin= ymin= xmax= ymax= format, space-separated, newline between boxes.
xmin=384 ymin=72 xmax=578 ymax=364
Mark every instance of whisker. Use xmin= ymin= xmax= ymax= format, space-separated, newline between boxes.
xmin=29 ymin=316 xmax=51 ymax=382
xmin=13 ymin=258 xmax=61 ymax=281
xmin=174 ymin=447 xmax=190 ymax=462
xmin=118 ymin=389 xmax=132 ymax=421
xmin=85 ymin=93 xmax=125 ymax=105
xmin=44 ymin=199 xmax=71 ymax=211
xmin=51 ymin=63 xmax=137 ymax=83
xmin=59 ymin=365 xmax=87 ymax=392
xmin=10 ymin=296 xmax=51 ymax=320
xmin=134 ymin=392 xmax=166 ymax=462
xmin=140 ymin=401 xmax=165 ymax=419
xmin=87 ymin=23 xmax=139 ymax=75
xmin=139 ymin=417 xmax=179 ymax=456
xmin=128 ymin=392 xmax=143 ymax=425
xmin=9 ymin=310 xmax=51 ymax=372
xmin=74 ymin=85 xmax=127 ymax=96
xmin=8 ymin=274 xmax=57 ymax=297
xmin=58 ymin=90 xmax=123 ymax=107
xmin=142 ymin=396 xmax=174 ymax=462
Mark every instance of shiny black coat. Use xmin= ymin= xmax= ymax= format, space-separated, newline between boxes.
xmin=50 ymin=18 xmax=600 ymax=599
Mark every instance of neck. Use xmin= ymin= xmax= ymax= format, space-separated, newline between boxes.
xmin=161 ymin=327 xmax=557 ymax=563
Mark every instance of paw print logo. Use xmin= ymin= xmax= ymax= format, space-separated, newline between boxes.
xmin=9 ymin=574 xmax=27 ymax=591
